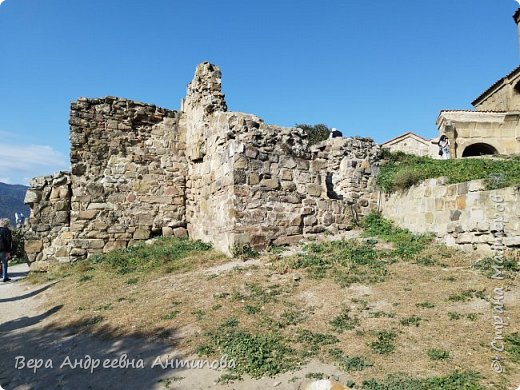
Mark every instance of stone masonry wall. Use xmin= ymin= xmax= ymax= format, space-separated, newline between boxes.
xmin=311 ymin=137 xmax=380 ymax=217
xmin=381 ymin=178 xmax=520 ymax=255
xmin=68 ymin=97 xmax=186 ymax=260
xmin=23 ymin=172 xmax=72 ymax=267
xmin=178 ymin=62 xmax=383 ymax=254
xmin=25 ymin=62 xmax=383 ymax=265
xmin=178 ymin=62 xmax=382 ymax=254
xmin=228 ymin=120 xmax=381 ymax=250
xmin=181 ymin=63 xmax=237 ymax=254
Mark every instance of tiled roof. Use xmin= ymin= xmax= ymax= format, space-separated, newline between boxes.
xmin=471 ymin=65 xmax=520 ymax=106
xmin=439 ymin=109 xmax=507 ymax=113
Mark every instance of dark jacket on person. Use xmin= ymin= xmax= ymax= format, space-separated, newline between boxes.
xmin=0 ymin=227 xmax=12 ymax=252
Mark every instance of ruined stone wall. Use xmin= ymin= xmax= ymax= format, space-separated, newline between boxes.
xmin=218 ymin=113 xmax=381 ymax=250
xmin=311 ymin=137 xmax=380 ymax=217
xmin=166 ymin=62 xmax=380 ymax=254
xmin=23 ymin=172 xmax=72 ymax=268
xmin=181 ymin=63 xmax=237 ymax=254
xmin=227 ymin=115 xmax=319 ymax=249
xmin=68 ymin=97 xmax=187 ymax=260
xmin=24 ymin=62 xmax=383 ymax=264
xmin=381 ymin=178 xmax=520 ymax=255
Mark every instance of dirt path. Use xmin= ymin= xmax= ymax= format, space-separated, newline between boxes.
xmin=0 ymin=264 xmax=345 ymax=390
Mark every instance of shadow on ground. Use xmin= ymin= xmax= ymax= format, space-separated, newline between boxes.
xmin=8 ymin=270 xmax=30 ymax=279
xmin=0 ymin=284 xmax=186 ymax=389
xmin=0 ymin=282 xmax=57 ymax=304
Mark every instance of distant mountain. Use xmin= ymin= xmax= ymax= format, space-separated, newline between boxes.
xmin=0 ymin=183 xmax=30 ymax=226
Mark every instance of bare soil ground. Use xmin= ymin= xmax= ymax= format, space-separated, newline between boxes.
xmin=0 ymin=264 xmax=348 ymax=390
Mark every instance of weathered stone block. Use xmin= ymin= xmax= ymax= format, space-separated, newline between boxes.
xmin=476 ymin=222 xmax=490 ymax=232
xmin=234 ymin=156 xmax=248 ymax=169
xmin=87 ymin=203 xmax=114 ymax=210
xmin=281 ymin=181 xmax=296 ymax=192
xmin=306 ymin=184 xmax=322 ymax=197
xmin=55 ymin=201 xmax=70 ymax=212
xmin=244 ymin=146 xmax=258 ymax=159
xmin=310 ymin=159 xmax=327 ymax=172
xmin=455 ymin=233 xmax=473 ymax=244
xmin=54 ymin=211 xmax=70 ymax=224
xmin=273 ymin=235 xmax=303 ymax=246
xmin=322 ymin=212 xmax=334 ymax=225
xmin=280 ymin=169 xmax=293 ymax=181
xmin=30 ymin=261 xmax=50 ymax=272
xmin=450 ymin=210 xmax=461 ymax=221
xmin=34 ymin=224 xmax=51 ymax=232
xmin=79 ymin=210 xmax=98 ymax=220
xmin=55 ymin=247 xmax=69 ymax=257
xmin=456 ymin=196 xmax=466 ymax=210
xmin=61 ymin=231 xmax=74 ymax=240
xmin=173 ymin=227 xmax=188 ymax=238
xmin=103 ymin=241 xmax=127 ymax=252
xmin=25 ymin=240 xmax=43 ymax=254
xmin=468 ymin=180 xmax=486 ymax=192
xmin=260 ymin=178 xmax=280 ymax=190
xmin=162 ymin=227 xmax=174 ymax=237
xmin=248 ymin=173 xmax=260 ymax=185
xmin=284 ymin=195 xmax=301 ymax=204
xmin=281 ymin=157 xmax=297 ymax=169
xmin=457 ymin=182 xmax=469 ymax=195
xmin=303 ymin=215 xmax=317 ymax=226
xmin=503 ymin=237 xmax=520 ymax=247
xmin=87 ymin=239 xmax=106 ymax=249
xmin=133 ymin=229 xmax=151 ymax=240
xmin=24 ymin=190 xmax=42 ymax=204
xmin=234 ymin=170 xmax=247 ymax=185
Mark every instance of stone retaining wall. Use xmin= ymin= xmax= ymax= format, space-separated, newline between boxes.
xmin=381 ymin=178 xmax=520 ymax=254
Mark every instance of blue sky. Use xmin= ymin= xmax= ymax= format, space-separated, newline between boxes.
xmin=0 ymin=0 xmax=519 ymax=185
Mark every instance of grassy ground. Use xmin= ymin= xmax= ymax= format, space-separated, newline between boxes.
xmin=377 ymin=151 xmax=520 ymax=192
xmin=29 ymin=216 xmax=520 ymax=389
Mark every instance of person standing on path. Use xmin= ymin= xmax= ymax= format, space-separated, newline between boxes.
xmin=0 ymin=218 xmax=13 ymax=282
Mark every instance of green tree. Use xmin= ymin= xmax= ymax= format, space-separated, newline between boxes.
xmin=11 ymin=228 xmax=27 ymax=263
xmin=295 ymin=123 xmax=330 ymax=146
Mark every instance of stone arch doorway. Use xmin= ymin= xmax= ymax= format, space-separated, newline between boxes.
xmin=462 ymin=143 xmax=498 ymax=157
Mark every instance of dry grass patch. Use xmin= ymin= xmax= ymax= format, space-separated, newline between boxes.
xmin=28 ymin=225 xmax=520 ymax=388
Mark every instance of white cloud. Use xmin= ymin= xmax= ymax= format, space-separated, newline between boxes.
xmin=0 ymin=0 xmax=6 ymax=6
xmin=0 ymin=144 xmax=69 ymax=184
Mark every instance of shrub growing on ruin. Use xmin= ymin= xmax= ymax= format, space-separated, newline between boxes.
xmin=295 ymin=123 xmax=330 ymax=145
xmin=11 ymin=228 xmax=27 ymax=263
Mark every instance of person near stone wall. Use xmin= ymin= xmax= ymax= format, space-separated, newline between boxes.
xmin=438 ymin=135 xmax=451 ymax=160
xmin=0 ymin=218 xmax=13 ymax=282
xmin=329 ymin=128 xmax=343 ymax=139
